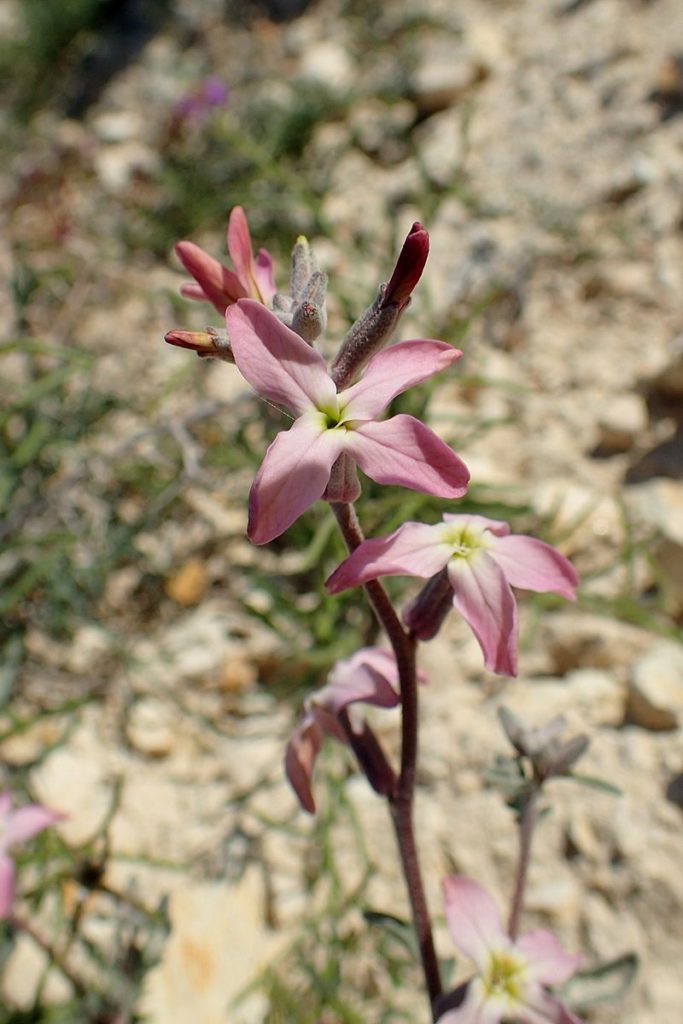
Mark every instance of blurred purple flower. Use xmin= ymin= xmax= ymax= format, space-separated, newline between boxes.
xmin=174 ymin=77 xmax=230 ymax=121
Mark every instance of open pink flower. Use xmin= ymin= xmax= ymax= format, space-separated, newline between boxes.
xmin=285 ymin=648 xmax=407 ymax=813
xmin=175 ymin=206 xmax=276 ymax=313
xmin=326 ymin=514 xmax=578 ymax=676
xmin=226 ymin=300 xmax=470 ymax=544
xmin=437 ymin=877 xmax=582 ymax=1024
xmin=0 ymin=792 xmax=62 ymax=918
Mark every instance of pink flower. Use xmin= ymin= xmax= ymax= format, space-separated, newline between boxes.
xmin=0 ymin=792 xmax=62 ymax=918
xmin=326 ymin=514 xmax=578 ymax=676
xmin=285 ymin=647 xmax=404 ymax=814
xmin=175 ymin=206 xmax=277 ymax=314
xmin=225 ymin=300 xmax=470 ymax=544
xmin=437 ymin=877 xmax=582 ymax=1024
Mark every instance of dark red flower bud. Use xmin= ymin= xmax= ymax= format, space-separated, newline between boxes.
xmin=381 ymin=222 xmax=429 ymax=310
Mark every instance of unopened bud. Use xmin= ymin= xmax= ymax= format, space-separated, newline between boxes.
xmin=382 ymin=221 xmax=429 ymax=310
xmin=330 ymin=223 xmax=430 ymax=389
xmin=323 ymin=454 xmax=361 ymax=504
xmin=403 ymin=568 xmax=453 ymax=640
xmin=498 ymin=707 xmax=590 ymax=782
xmin=292 ymin=299 xmax=326 ymax=343
xmin=340 ymin=713 xmax=397 ymax=798
xmin=164 ymin=327 xmax=234 ymax=363
xmin=290 ymin=235 xmax=315 ymax=302
xmin=330 ymin=286 xmax=401 ymax=388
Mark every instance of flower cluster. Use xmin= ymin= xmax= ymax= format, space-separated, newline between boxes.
xmin=166 ymin=208 xmax=583 ymax=1019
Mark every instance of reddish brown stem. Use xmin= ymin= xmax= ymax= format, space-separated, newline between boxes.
xmin=508 ymin=789 xmax=539 ymax=941
xmin=331 ymin=502 xmax=442 ymax=1017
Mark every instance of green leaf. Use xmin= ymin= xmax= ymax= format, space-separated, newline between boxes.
xmin=559 ymin=952 xmax=638 ymax=1008
xmin=363 ymin=910 xmax=417 ymax=959
xmin=568 ymin=772 xmax=622 ymax=796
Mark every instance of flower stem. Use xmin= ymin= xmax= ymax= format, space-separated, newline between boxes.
xmin=508 ymin=788 xmax=539 ymax=941
xmin=331 ymin=501 xmax=442 ymax=1017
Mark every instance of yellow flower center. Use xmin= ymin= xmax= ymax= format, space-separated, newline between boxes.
xmin=481 ymin=950 xmax=525 ymax=1002
xmin=441 ymin=523 xmax=489 ymax=560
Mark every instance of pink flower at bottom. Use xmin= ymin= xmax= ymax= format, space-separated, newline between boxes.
xmin=0 ymin=791 xmax=62 ymax=918
xmin=437 ymin=877 xmax=583 ymax=1024
xmin=326 ymin=514 xmax=578 ymax=676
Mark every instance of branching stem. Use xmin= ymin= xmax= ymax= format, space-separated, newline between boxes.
xmin=331 ymin=501 xmax=442 ymax=1018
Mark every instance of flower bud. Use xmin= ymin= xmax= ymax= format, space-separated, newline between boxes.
xmin=323 ymin=454 xmax=361 ymax=504
xmin=292 ymin=300 xmax=326 ymax=343
xmin=403 ymin=568 xmax=453 ymax=640
xmin=330 ymin=223 xmax=430 ymax=389
xmin=164 ymin=327 xmax=234 ymax=362
xmin=382 ymin=221 xmax=429 ymax=310
xmin=340 ymin=713 xmax=397 ymax=799
xmin=498 ymin=707 xmax=590 ymax=781
xmin=290 ymin=235 xmax=315 ymax=302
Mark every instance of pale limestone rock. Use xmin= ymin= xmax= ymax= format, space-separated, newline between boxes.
xmin=413 ymin=108 xmax=465 ymax=187
xmin=30 ymin=723 xmax=113 ymax=845
xmin=1 ymin=933 xmax=72 ymax=1010
xmin=627 ymin=641 xmax=683 ymax=731
xmin=411 ymin=36 xmax=485 ymax=116
xmin=126 ymin=697 xmax=178 ymax=757
xmin=298 ymin=39 xmax=355 ymax=91
xmin=594 ymin=393 xmax=648 ymax=454
xmin=137 ymin=872 xmax=286 ymax=1024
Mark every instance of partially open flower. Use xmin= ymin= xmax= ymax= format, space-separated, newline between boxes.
xmin=285 ymin=648 xmax=426 ymax=813
xmin=175 ymin=206 xmax=276 ymax=314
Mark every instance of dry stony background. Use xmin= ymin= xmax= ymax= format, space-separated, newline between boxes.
xmin=2 ymin=0 xmax=683 ymax=1022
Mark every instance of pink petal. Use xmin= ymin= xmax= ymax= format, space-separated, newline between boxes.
xmin=285 ymin=648 xmax=401 ymax=815
xmin=285 ymin=713 xmax=325 ymax=814
xmin=491 ymin=535 xmax=579 ymax=600
xmin=447 ymin=552 xmax=518 ymax=675
xmin=341 ymin=341 xmax=462 ymax=420
xmin=0 ymin=856 xmax=15 ymax=918
xmin=248 ymin=414 xmax=343 ymax=544
xmin=320 ymin=647 xmax=402 ymax=713
xmin=179 ymin=281 xmax=210 ymax=302
xmin=175 ymin=241 xmax=246 ymax=312
xmin=437 ymin=999 xmax=501 ymax=1024
xmin=0 ymin=792 xmax=11 ymax=818
xmin=518 ymin=987 xmax=584 ymax=1024
xmin=442 ymin=877 xmax=508 ymax=970
xmin=326 ymin=522 xmax=453 ymax=593
xmin=254 ymin=248 xmax=277 ymax=304
xmin=227 ymin=300 xmax=336 ymax=416
xmin=348 ymin=415 xmax=469 ymax=498
xmin=442 ymin=513 xmax=510 ymax=538
xmin=516 ymin=930 xmax=582 ymax=986
xmin=5 ymin=805 xmax=62 ymax=847
xmin=227 ymin=206 xmax=257 ymax=296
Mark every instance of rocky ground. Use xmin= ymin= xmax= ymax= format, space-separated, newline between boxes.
xmin=2 ymin=0 xmax=683 ymax=1021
